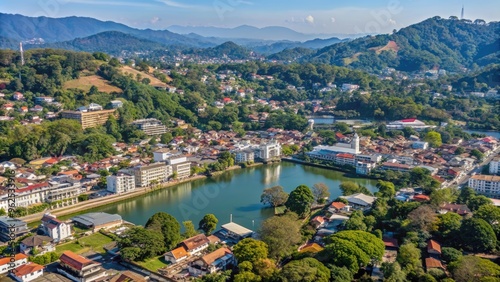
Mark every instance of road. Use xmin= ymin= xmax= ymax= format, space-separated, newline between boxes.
xmin=454 ymin=146 xmax=500 ymax=188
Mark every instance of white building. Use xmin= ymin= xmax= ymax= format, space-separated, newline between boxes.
xmin=468 ymin=175 xmax=500 ymax=198
xmin=489 ymin=157 xmax=500 ymax=175
xmin=387 ymin=119 xmax=434 ymax=131
xmin=341 ymin=83 xmax=360 ymax=92
xmin=340 ymin=193 xmax=377 ymax=210
xmin=356 ymin=161 xmax=377 ymax=175
xmin=10 ymin=262 xmax=44 ymax=282
xmin=0 ymin=254 xmax=28 ymax=274
xmin=257 ymin=140 xmax=282 ymax=161
xmin=308 ymin=133 xmax=360 ymax=160
xmin=235 ymin=149 xmax=255 ymax=164
xmin=107 ymin=173 xmax=135 ymax=194
xmin=134 ymin=163 xmax=170 ymax=187
xmin=41 ymin=213 xmax=72 ymax=243
xmin=110 ymin=100 xmax=123 ymax=109
xmin=131 ymin=118 xmax=167 ymax=136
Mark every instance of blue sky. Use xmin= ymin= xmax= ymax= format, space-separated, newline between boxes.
xmin=4 ymin=0 xmax=499 ymax=34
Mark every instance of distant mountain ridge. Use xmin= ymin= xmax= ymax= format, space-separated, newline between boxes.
xmin=167 ymin=25 xmax=347 ymax=41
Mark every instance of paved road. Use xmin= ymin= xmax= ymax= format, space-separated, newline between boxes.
xmin=455 ymin=146 xmax=500 ymax=188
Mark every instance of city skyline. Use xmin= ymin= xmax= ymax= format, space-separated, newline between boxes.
xmin=3 ymin=0 xmax=499 ymax=35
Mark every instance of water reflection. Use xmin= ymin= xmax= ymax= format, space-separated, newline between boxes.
xmin=262 ymin=164 xmax=281 ymax=185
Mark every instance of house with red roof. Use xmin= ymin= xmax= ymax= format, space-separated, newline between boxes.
xmin=41 ymin=213 xmax=72 ymax=242
xmin=328 ymin=202 xmax=349 ymax=213
xmin=2 ymin=103 xmax=14 ymax=111
xmin=383 ymin=237 xmax=399 ymax=250
xmin=425 ymin=257 xmax=445 ymax=272
xmin=13 ymin=92 xmax=24 ymax=101
xmin=164 ymin=246 xmax=189 ymax=264
xmin=58 ymin=251 xmax=106 ymax=281
xmin=387 ymin=118 xmax=433 ymax=130
xmin=335 ymin=153 xmax=356 ymax=166
xmin=427 ymin=240 xmax=441 ymax=256
xmin=412 ymin=194 xmax=431 ymax=202
xmin=10 ymin=262 xmax=43 ymax=282
xmin=0 ymin=253 xmax=28 ymax=274
xmin=310 ymin=216 xmax=326 ymax=229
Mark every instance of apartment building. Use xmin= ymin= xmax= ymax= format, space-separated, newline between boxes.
xmin=0 ymin=217 xmax=29 ymax=242
xmin=172 ymin=162 xmax=191 ymax=179
xmin=134 ymin=163 xmax=170 ymax=187
xmin=131 ymin=118 xmax=167 ymax=136
xmin=235 ymin=149 xmax=255 ymax=164
xmin=61 ymin=109 xmax=116 ymax=129
xmin=468 ymin=174 xmax=500 ymax=197
xmin=107 ymin=173 xmax=135 ymax=194
xmin=257 ymin=140 xmax=282 ymax=161
xmin=489 ymin=157 xmax=500 ymax=175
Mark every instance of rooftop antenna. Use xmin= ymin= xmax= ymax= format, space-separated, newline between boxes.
xmin=461 ymin=5 xmax=464 ymax=20
xmin=230 ymin=214 xmax=233 ymax=223
xmin=19 ymin=42 xmax=25 ymax=66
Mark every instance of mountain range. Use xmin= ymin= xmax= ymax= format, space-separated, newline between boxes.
xmin=0 ymin=13 xmax=498 ymax=72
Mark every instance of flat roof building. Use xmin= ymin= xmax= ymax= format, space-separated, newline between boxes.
xmin=71 ymin=212 xmax=122 ymax=232
xmin=131 ymin=118 xmax=167 ymax=136
xmin=221 ymin=222 xmax=253 ymax=241
xmin=61 ymin=109 xmax=116 ymax=129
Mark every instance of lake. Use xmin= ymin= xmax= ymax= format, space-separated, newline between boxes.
xmin=76 ymin=162 xmax=377 ymax=230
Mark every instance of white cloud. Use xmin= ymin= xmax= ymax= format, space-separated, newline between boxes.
xmin=331 ymin=17 xmax=336 ymax=23
xmin=388 ymin=18 xmax=396 ymax=25
xmin=305 ymin=15 xmax=314 ymax=24
xmin=156 ymin=0 xmax=196 ymax=9
xmin=63 ymin=0 xmax=155 ymax=7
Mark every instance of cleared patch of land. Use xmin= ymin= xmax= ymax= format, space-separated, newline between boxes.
xmin=64 ymin=74 xmax=123 ymax=93
xmin=120 ymin=66 xmax=171 ymax=88
xmin=370 ymin=40 xmax=400 ymax=54
xmin=136 ymin=256 xmax=169 ymax=272
xmin=55 ymin=232 xmax=114 ymax=256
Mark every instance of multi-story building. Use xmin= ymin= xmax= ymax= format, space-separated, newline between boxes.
xmin=334 ymin=153 xmax=356 ymax=166
xmin=46 ymin=182 xmax=81 ymax=203
xmin=235 ymin=149 xmax=255 ymax=164
xmin=172 ymin=162 xmax=191 ymax=179
xmin=0 ymin=254 xmax=28 ymax=274
xmin=356 ymin=161 xmax=377 ymax=175
xmin=106 ymin=173 xmax=135 ymax=194
xmin=0 ymin=217 xmax=29 ymax=242
xmin=468 ymin=174 xmax=500 ymax=197
xmin=40 ymin=213 xmax=72 ymax=243
xmin=131 ymin=118 xmax=167 ymax=136
xmin=61 ymin=109 xmax=116 ymax=129
xmin=489 ymin=157 xmax=500 ymax=175
xmin=134 ymin=163 xmax=170 ymax=187
xmin=386 ymin=118 xmax=434 ymax=131
xmin=58 ymin=251 xmax=106 ymax=282
xmin=381 ymin=162 xmax=412 ymax=172
xmin=257 ymin=140 xmax=282 ymax=162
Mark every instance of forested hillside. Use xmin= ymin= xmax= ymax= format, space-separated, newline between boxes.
xmin=305 ymin=17 xmax=500 ymax=72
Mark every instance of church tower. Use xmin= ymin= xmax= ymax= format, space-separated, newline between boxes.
xmin=351 ymin=132 xmax=360 ymax=154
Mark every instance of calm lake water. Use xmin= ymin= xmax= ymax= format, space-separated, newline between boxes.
xmin=75 ymin=162 xmax=377 ymax=230
xmin=465 ymin=129 xmax=500 ymax=139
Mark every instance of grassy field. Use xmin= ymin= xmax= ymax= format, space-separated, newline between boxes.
xmin=64 ymin=74 xmax=123 ymax=93
xmin=120 ymin=66 xmax=170 ymax=87
xmin=136 ymin=256 xmax=169 ymax=272
xmin=55 ymin=232 xmax=114 ymax=256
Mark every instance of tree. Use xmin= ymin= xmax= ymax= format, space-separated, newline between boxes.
xmin=234 ymin=271 xmax=261 ymax=282
xmin=455 ymin=147 xmax=465 ymax=155
xmin=424 ymin=131 xmax=442 ymax=147
xmin=441 ymin=247 xmax=462 ymax=264
xmin=449 ymin=256 xmax=500 ymax=282
xmin=339 ymin=181 xmax=372 ymax=196
xmin=376 ymin=180 xmax=396 ymax=198
xmin=381 ymin=262 xmax=407 ymax=282
xmin=459 ymin=218 xmax=496 ymax=253
xmin=259 ymin=213 xmax=302 ymax=260
xmin=320 ymin=230 xmax=384 ymax=274
xmin=430 ymin=187 xmax=458 ymax=206
xmin=344 ymin=210 xmax=367 ymax=231
xmin=120 ymin=227 xmax=165 ymax=261
xmin=329 ymin=265 xmax=354 ymax=282
xmin=434 ymin=212 xmax=462 ymax=241
xmin=145 ymin=212 xmax=181 ymax=251
xmin=233 ymin=238 xmax=268 ymax=264
xmin=475 ymin=204 xmax=500 ymax=226
xmin=334 ymin=122 xmax=350 ymax=133
xmin=470 ymin=149 xmax=484 ymax=161
xmin=457 ymin=187 xmax=476 ymax=205
xmin=182 ymin=221 xmax=198 ymax=238
xmin=160 ymin=132 xmax=173 ymax=144
xmin=281 ymin=258 xmax=330 ymax=282
xmin=199 ymin=214 xmax=218 ymax=235
xmin=285 ymin=185 xmax=314 ymax=217
xmin=312 ymin=183 xmax=330 ymax=204
xmin=195 ymin=270 xmax=232 ymax=282
xmin=260 ymin=186 xmax=289 ymax=207
xmin=397 ymin=244 xmax=422 ymax=275
xmin=468 ymin=195 xmax=492 ymax=212
xmin=407 ymin=205 xmax=436 ymax=232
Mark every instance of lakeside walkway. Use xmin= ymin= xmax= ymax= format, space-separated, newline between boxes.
xmin=20 ymin=175 xmax=207 ymax=224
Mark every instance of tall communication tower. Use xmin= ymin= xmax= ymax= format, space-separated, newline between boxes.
xmin=19 ymin=42 xmax=25 ymax=66
xmin=461 ymin=5 xmax=464 ymax=20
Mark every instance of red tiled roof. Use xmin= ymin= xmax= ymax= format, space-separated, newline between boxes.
xmin=401 ymin=118 xmax=417 ymax=122
xmin=382 ymin=162 xmax=411 ymax=169
xmin=167 ymin=247 xmax=188 ymax=259
xmin=60 ymin=251 xmax=98 ymax=271
xmin=12 ymin=262 xmax=43 ymax=277
xmin=413 ymin=194 xmax=431 ymax=202
xmin=330 ymin=202 xmax=346 ymax=210
xmin=201 ymin=248 xmax=232 ymax=266
xmin=0 ymin=254 xmax=28 ymax=266
xmin=336 ymin=153 xmax=355 ymax=159
xmin=311 ymin=216 xmax=325 ymax=224
xmin=16 ymin=182 xmax=49 ymax=193
xmin=427 ymin=240 xmax=441 ymax=254
xmin=335 ymin=132 xmax=346 ymax=139
xmin=441 ymin=204 xmax=471 ymax=215
xmin=383 ymin=237 xmax=399 ymax=249
xmin=425 ymin=257 xmax=444 ymax=270
xmin=181 ymin=234 xmax=210 ymax=252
